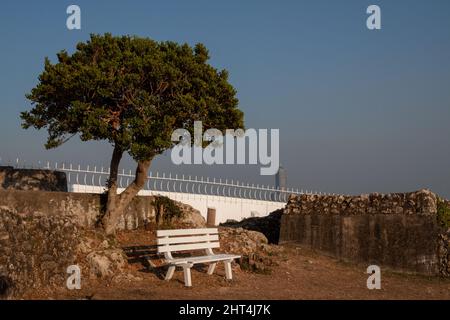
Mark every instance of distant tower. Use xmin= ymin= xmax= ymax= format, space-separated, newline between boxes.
xmin=275 ymin=166 xmax=287 ymax=191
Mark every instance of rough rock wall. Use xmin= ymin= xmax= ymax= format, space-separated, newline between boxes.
xmin=0 ymin=207 xmax=80 ymax=298
xmin=0 ymin=167 xmax=67 ymax=192
xmin=283 ymin=189 xmax=437 ymax=216
xmin=439 ymin=230 xmax=450 ymax=276
xmin=0 ymin=192 xmax=206 ymax=298
xmin=437 ymin=198 xmax=450 ymax=276
xmin=280 ymin=189 xmax=448 ymax=276
xmin=0 ymin=207 xmax=133 ymax=299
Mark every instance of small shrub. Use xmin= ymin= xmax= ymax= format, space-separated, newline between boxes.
xmin=152 ymin=196 xmax=184 ymax=226
xmin=437 ymin=197 xmax=450 ymax=229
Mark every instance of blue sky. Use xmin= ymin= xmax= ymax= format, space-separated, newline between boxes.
xmin=1 ymin=0 xmax=450 ymax=197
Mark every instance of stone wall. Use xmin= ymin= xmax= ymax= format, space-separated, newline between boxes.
xmin=0 ymin=190 xmax=206 ymax=298
xmin=0 ymin=189 xmax=152 ymax=230
xmin=280 ymin=189 xmax=449 ymax=276
xmin=0 ymin=189 xmax=205 ymax=230
xmin=0 ymin=207 xmax=81 ymax=298
xmin=0 ymin=167 xmax=67 ymax=192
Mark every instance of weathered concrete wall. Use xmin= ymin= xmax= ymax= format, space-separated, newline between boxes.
xmin=71 ymin=184 xmax=285 ymax=223
xmin=0 ymin=167 xmax=67 ymax=192
xmin=280 ymin=189 xmax=448 ymax=276
xmin=0 ymin=189 xmax=154 ymax=230
xmin=0 ymin=189 xmax=205 ymax=231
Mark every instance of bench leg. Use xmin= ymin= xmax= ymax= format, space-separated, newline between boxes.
xmin=182 ymin=265 xmax=192 ymax=287
xmin=165 ymin=265 xmax=176 ymax=281
xmin=207 ymin=263 xmax=217 ymax=275
xmin=224 ymin=260 xmax=233 ymax=280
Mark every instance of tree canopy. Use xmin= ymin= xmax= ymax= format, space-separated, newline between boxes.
xmin=21 ymin=33 xmax=244 ymax=160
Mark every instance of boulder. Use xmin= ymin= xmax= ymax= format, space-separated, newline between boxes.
xmin=86 ymin=249 xmax=127 ymax=278
xmin=220 ymin=209 xmax=282 ymax=244
xmin=219 ymin=227 xmax=283 ymax=274
xmin=176 ymin=202 xmax=206 ymax=228
xmin=219 ymin=227 xmax=268 ymax=255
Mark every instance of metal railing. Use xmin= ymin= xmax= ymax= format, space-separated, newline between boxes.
xmin=1 ymin=157 xmax=336 ymax=203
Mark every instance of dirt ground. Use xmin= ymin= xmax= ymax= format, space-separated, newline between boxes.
xmin=27 ymin=229 xmax=450 ymax=300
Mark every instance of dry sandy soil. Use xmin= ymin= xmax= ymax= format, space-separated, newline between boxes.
xmin=27 ymin=229 xmax=450 ymax=300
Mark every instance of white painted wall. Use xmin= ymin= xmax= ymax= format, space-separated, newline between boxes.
xmin=70 ymin=184 xmax=285 ymax=223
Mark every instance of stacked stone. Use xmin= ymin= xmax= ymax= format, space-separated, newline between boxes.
xmin=0 ymin=166 xmax=68 ymax=192
xmin=284 ymin=189 xmax=437 ymax=216
xmin=438 ymin=230 xmax=450 ymax=276
xmin=0 ymin=207 xmax=80 ymax=298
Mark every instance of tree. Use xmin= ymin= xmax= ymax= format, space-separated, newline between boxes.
xmin=21 ymin=33 xmax=244 ymax=234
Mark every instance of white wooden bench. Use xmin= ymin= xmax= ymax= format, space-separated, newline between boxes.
xmin=156 ymin=228 xmax=240 ymax=287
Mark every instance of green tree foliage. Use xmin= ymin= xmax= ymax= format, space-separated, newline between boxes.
xmin=152 ymin=196 xmax=184 ymax=226
xmin=437 ymin=197 xmax=450 ymax=229
xmin=21 ymin=33 xmax=244 ymax=234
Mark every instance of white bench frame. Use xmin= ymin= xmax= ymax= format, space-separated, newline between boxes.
xmin=156 ymin=228 xmax=240 ymax=287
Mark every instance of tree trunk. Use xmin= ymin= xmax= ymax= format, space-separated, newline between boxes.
xmin=102 ymin=156 xmax=152 ymax=235
xmin=101 ymin=145 xmax=123 ymax=231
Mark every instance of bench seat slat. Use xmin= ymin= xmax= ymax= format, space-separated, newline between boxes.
xmin=158 ymin=241 xmax=220 ymax=253
xmin=167 ymin=254 xmax=241 ymax=265
xmin=157 ymin=228 xmax=218 ymax=237
xmin=157 ymin=234 xmax=219 ymax=245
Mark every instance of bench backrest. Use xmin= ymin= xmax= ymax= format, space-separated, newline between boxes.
xmin=156 ymin=228 xmax=220 ymax=256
